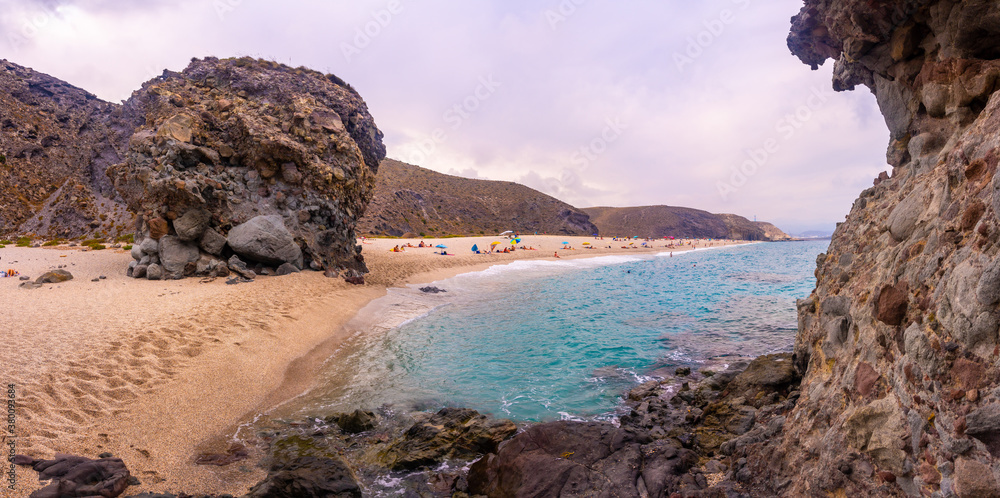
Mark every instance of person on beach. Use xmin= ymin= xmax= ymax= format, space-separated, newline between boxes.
xmin=554 ymin=252 xmax=560 ymax=258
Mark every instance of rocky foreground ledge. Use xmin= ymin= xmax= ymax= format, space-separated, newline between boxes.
xmin=14 ymin=354 xmax=800 ymax=497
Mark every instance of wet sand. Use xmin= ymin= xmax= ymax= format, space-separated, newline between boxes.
xmin=0 ymin=235 xmax=747 ymax=496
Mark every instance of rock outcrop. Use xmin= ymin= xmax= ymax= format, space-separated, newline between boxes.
xmin=754 ymin=221 xmax=793 ymax=241
xmin=726 ymin=1 xmax=1000 ymax=496
xmin=108 ymin=57 xmax=385 ymax=278
xmin=468 ymin=354 xmax=803 ymax=497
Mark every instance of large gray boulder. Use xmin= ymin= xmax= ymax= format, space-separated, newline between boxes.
xmin=227 ymin=215 xmax=303 ymax=269
xmin=173 ymin=209 xmax=211 ymax=242
xmin=158 ymin=236 xmax=200 ymax=278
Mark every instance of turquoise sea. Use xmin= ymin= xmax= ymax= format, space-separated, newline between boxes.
xmin=288 ymin=240 xmax=827 ymax=422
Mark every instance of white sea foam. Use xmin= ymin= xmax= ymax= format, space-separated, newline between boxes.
xmin=654 ymin=241 xmax=755 ymax=258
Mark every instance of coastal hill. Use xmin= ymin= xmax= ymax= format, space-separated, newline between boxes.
xmin=357 ymin=158 xmax=597 ymax=237
xmin=360 ymin=160 xmax=793 ymax=240
xmin=584 ymin=205 xmax=792 ymax=240
xmin=0 ymin=60 xmax=134 ymax=239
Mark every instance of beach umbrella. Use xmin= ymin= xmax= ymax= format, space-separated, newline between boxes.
xmin=633 ymin=236 xmax=639 ymax=239
xmin=490 ymin=241 xmax=501 ymax=246
xmin=515 ymin=238 xmax=521 ymax=243
xmin=471 ymin=244 xmax=479 ymax=252
xmin=582 ymin=242 xmax=591 ymax=245
xmin=511 ymin=240 xmax=516 ymax=245
xmin=561 ymin=241 xmax=569 ymax=245
xmin=499 ymin=230 xmax=513 ymax=236
xmin=436 ymin=244 xmax=447 ymax=248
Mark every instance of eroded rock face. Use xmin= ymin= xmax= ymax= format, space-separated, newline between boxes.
xmin=733 ymin=1 xmax=1000 ymax=495
xmin=107 ymin=56 xmax=385 ymax=278
xmin=0 ymin=60 xmax=134 ymax=239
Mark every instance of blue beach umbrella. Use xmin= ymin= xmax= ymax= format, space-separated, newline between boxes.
xmin=471 ymin=244 xmax=479 ymax=252
xmin=561 ymin=241 xmax=569 ymax=245
xmin=436 ymin=244 xmax=447 ymax=248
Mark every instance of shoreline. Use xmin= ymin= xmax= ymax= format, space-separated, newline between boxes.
xmin=1 ymin=235 xmax=756 ymax=496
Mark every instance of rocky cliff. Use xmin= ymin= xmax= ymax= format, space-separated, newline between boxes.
xmin=731 ymin=1 xmax=1000 ymax=496
xmin=357 ymin=159 xmax=597 ymax=237
xmin=754 ymin=221 xmax=793 ymax=241
xmin=0 ymin=60 xmax=133 ymax=238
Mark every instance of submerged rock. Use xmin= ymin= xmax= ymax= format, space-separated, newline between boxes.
xmin=380 ymin=407 xmax=517 ymax=471
xmin=328 ymin=409 xmax=376 ymax=434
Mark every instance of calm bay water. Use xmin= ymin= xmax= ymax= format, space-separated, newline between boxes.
xmin=288 ymin=240 xmax=827 ymax=423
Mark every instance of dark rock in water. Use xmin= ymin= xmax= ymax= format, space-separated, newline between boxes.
xmin=675 ymin=366 xmax=691 ymax=376
xmin=247 ymin=456 xmax=361 ymax=498
xmin=14 ymin=453 xmax=131 ymax=498
xmin=468 ymin=421 xmax=696 ymax=498
xmin=227 ymin=215 xmax=303 ymax=269
xmin=419 ymin=286 xmax=447 ymax=293
xmin=380 ymin=407 xmax=517 ymax=470
xmin=344 ymin=275 xmax=364 ymax=285
xmin=276 ymin=262 xmax=300 ymax=276
xmin=194 ymin=443 xmax=250 ymax=466
xmin=329 ymin=410 xmax=376 ymax=434
xmin=35 ymin=269 xmax=73 ymax=284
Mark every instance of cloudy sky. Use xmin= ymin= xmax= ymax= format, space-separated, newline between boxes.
xmin=0 ymin=0 xmax=891 ymax=234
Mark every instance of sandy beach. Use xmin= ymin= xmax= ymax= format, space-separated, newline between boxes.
xmin=1 ymin=235 xmax=749 ymax=496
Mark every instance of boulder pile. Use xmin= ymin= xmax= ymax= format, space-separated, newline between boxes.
xmin=107 ymin=57 xmax=385 ymax=279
